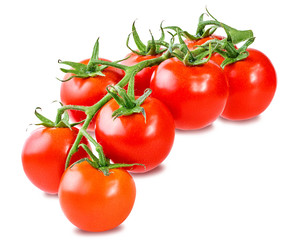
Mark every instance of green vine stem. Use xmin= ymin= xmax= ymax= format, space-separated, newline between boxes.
xmin=54 ymin=105 xmax=88 ymax=126
xmin=61 ymin=50 xmax=173 ymax=169
xmin=57 ymin=11 xmax=255 ymax=169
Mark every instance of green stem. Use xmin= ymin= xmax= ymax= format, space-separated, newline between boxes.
xmin=64 ymin=50 xmax=173 ymax=169
xmin=91 ymin=60 xmax=128 ymax=71
xmin=79 ymin=128 xmax=108 ymax=167
xmin=78 ymin=144 xmax=100 ymax=169
xmin=55 ymin=105 xmax=88 ymax=125
xmin=197 ymin=20 xmax=253 ymax=45
xmin=224 ymin=42 xmax=239 ymax=58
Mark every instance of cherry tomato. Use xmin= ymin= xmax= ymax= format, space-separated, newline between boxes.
xmin=221 ymin=48 xmax=277 ymax=120
xmin=95 ymin=97 xmax=175 ymax=173
xmin=150 ymin=58 xmax=228 ymax=130
xmin=185 ymin=35 xmax=225 ymax=65
xmin=59 ymin=161 xmax=136 ymax=232
xmin=21 ymin=127 xmax=90 ymax=194
xmin=60 ymin=58 xmax=125 ymax=131
xmin=121 ymin=53 xmax=161 ymax=96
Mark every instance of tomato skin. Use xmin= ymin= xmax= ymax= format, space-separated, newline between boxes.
xmin=221 ymin=48 xmax=277 ymax=120
xmin=185 ymin=35 xmax=225 ymax=65
xmin=121 ymin=53 xmax=160 ymax=96
xmin=59 ymin=161 xmax=136 ymax=232
xmin=60 ymin=58 xmax=125 ymax=131
xmin=95 ymin=97 xmax=175 ymax=173
xmin=21 ymin=127 xmax=90 ymax=194
xmin=150 ymin=58 xmax=228 ymax=130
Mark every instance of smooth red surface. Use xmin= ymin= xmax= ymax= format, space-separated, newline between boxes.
xmin=150 ymin=58 xmax=228 ymax=130
xmin=60 ymin=58 xmax=125 ymax=131
xmin=59 ymin=161 xmax=136 ymax=232
xmin=21 ymin=127 xmax=90 ymax=194
xmin=95 ymin=97 xmax=175 ymax=173
xmin=121 ymin=53 xmax=161 ymax=96
xmin=221 ymin=48 xmax=277 ymax=120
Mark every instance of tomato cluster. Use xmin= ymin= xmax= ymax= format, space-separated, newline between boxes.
xmin=21 ymin=12 xmax=276 ymax=233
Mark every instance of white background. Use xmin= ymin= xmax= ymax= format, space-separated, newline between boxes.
xmin=1 ymin=0 xmax=304 ymax=239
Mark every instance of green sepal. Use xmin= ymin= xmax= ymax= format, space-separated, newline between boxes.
xmin=131 ymin=21 xmax=146 ymax=52
xmin=195 ymin=13 xmax=219 ymax=38
xmin=98 ymin=163 xmax=146 ymax=176
xmin=74 ymin=147 xmax=146 ymax=176
xmin=188 ymin=42 xmax=217 ymax=66
xmin=106 ymin=85 xmax=152 ymax=122
xmin=167 ymin=28 xmax=196 ymax=64
xmin=68 ymin=157 xmax=101 ymax=171
xmin=68 ymin=158 xmax=87 ymax=169
xmin=220 ymin=37 xmax=255 ymax=68
xmin=107 ymin=163 xmax=145 ymax=170
xmin=34 ymin=107 xmax=55 ymax=128
xmin=126 ymin=21 xmax=168 ymax=56
xmin=168 ymin=29 xmax=218 ymax=66
xmin=57 ymin=38 xmax=108 ymax=82
xmin=112 ymin=105 xmax=146 ymax=121
xmin=164 ymin=26 xmax=197 ymax=40
xmin=165 ymin=13 xmax=217 ymax=41
xmin=34 ymin=106 xmax=84 ymax=129
xmin=205 ymin=8 xmax=254 ymax=45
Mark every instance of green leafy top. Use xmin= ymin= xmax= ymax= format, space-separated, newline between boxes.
xmin=126 ymin=21 xmax=168 ymax=56
xmin=34 ymin=104 xmax=83 ymax=129
xmin=106 ymin=85 xmax=152 ymax=122
xmin=57 ymin=38 xmax=108 ymax=82
xmin=165 ymin=8 xmax=255 ymax=68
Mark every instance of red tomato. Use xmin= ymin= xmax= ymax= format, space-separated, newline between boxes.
xmin=59 ymin=161 xmax=136 ymax=232
xmin=21 ymin=127 xmax=90 ymax=194
xmin=185 ymin=35 xmax=225 ymax=65
xmin=121 ymin=53 xmax=161 ymax=96
xmin=150 ymin=58 xmax=228 ymax=130
xmin=60 ymin=58 xmax=125 ymax=131
xmin=221 ymin=48 xmax=277 ymax=120
xmin=95 ymin=97 xmax=175 ymax=173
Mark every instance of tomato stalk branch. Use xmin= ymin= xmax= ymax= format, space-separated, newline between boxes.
xmin=79 ymin=128 xmax=108 ymax=167
xmin=64 ymin=50 xmax=173 ymax=169
xmin=54 ymin=105 xmax=88 ymax=125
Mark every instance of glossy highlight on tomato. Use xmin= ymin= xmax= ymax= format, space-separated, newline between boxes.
xmin=59 ymin=161 xmax=136 ymax=232
xmin=60 ymin=58 xmax=124 ymax=131
xmin=121 ymin=53 xmax=161 ymax=96
xmin=150 ymin=58 xmax=228 ymax=130
xmin=21 ymin=127 xmax=90 ymax=194
xmin=95 ymin=97 xmax=175 ymax=173
xmin=221 ymin=48 xmax=277 ymax=120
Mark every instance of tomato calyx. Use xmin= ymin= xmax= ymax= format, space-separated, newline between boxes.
xmin=202 ymin=9 xmax=255 ymax=67
xmin=165 ymin=13 xmax=218 ymax=41
xmin=106 ymin=85 xmax=151 ymax=121
xmin=215 ymin=37 xmax=255 ymax=68
xmin=69 ymin=129 xmax=144 ymax=175
xmin=166 ymin=9 xmax=255 ymax=68
xmin=34 ymin=106 xmax=84 ymax=129
xmin=126 ymin=21 xmax=168 ymax=56
xmin=168 ymin=28 xmax=217 ymax=66
xmin=57 ymin=38 xmax=128 ymax=82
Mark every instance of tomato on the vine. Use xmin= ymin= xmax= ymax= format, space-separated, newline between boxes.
xmin=221 ymin=48 xmax=277 ymax=120
xmin=59 ymin=160 xmax=136 ymax=232
xmin=150 ymin=58 xmax=228 ymax=130
xmin=95 ymin=97 xmax=175 ymax=173
xmin=121 ymin=53 xmax=161 ymax=96
xmin=21 ymin=127 xmax=90 ymax=194
xmin=60 ymin=58 xmax=125 ymax=131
